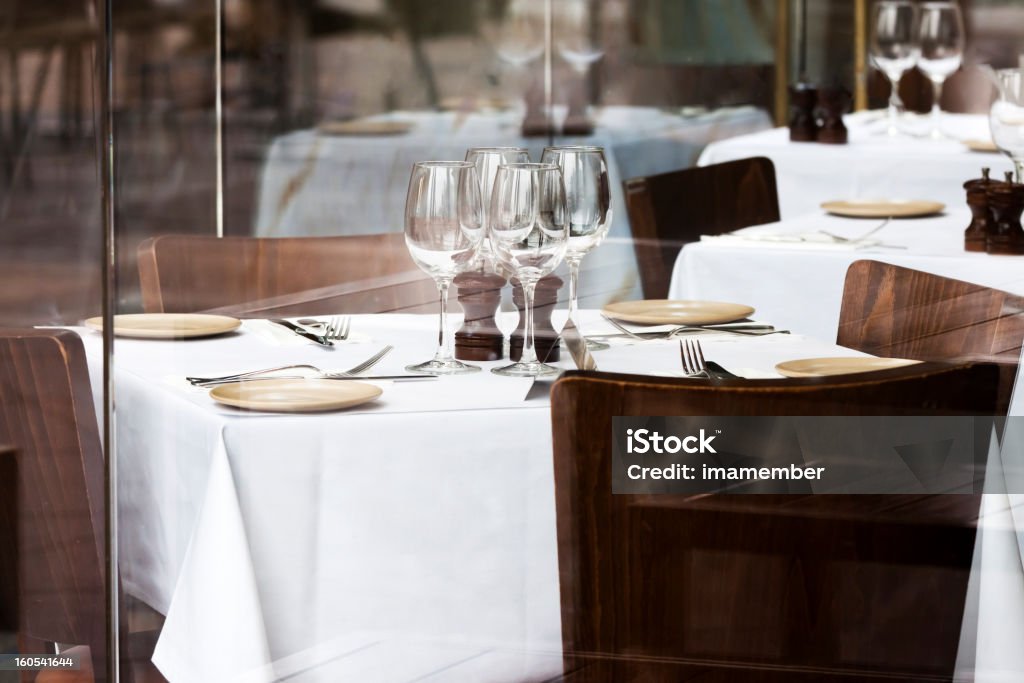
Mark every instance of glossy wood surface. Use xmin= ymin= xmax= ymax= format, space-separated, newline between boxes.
xmin=839 ymin=259 xmax=1024 ymax=412
xmin=0 ymin=445 xmax=16 ymax=635
xmin=550 ymin=364 xmax=999 ymax=682
xmin=623 ymin=157 xmax=780 ymax=299
xmin=138 ymin=233 xmax=422 ymax=314
xmin=0 ymin=330 xmax=107 ymax=681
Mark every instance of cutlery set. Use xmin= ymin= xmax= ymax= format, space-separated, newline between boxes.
xmin=187 ymin=344 xmax=437 ymax=387
xmin=596 ymin=315 xmax=787 ymax=341
xmin=270 ymin=316 xmax=351 ymax=347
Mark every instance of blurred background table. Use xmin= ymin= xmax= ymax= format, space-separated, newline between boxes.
xmin=253 ymin=105 xmax=771 ymax=239
xmin=699 ymin=112 xmax=1014 ymax=218
xmin=670 ymin=209 xmax=1024 ymax=341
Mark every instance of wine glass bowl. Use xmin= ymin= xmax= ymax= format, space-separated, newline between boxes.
xmin=915 ymin=1 xmax=965 ymax=139
xmin=541 ymin=145 xmax=611 ymax=351
xmin=465 ymin=147 xmax=531 ymax=270
xmin=404 ymin=161 xmax=485 ymax=375
xmin=989 ymin=68 xmax=1024 ymax=182
xmin=489 ymin=163 xmax=569 ymax=377
xmin=870 ymin=0 xmax=919 ymax=135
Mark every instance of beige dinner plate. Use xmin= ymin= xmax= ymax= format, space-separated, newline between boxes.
xmin=963 ymin=138 xmax=999 ymax=153
xmin=775 ymin=356 xmax=921 ymax=378
xmin=602 ymin=300 xmax=755 ymax=326
xmin=210 ymin=378 xmax=382 ymax=413
xmin=85 ymin=313 xmax=241 ymax=339
xmin=316 ymin=119 xmax=412 ymax=136
xmin=820 ymin=199 xmax=945 ymax=218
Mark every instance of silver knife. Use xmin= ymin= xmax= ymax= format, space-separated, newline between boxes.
xmin=196 ymin=374 xmax=436 ymax=387
xmin=269 ymin=319 xmax=333 ymax=346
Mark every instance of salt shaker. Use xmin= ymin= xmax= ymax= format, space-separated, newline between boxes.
xmin=964 ymin=167 xmax=994 ymax=252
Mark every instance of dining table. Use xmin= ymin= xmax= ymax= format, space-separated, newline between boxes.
xmin=76 ymin=310 xmax=882 ymax=683
xmin=668 ymin=207 xmax=1024 ymax=343
xmin=698 ymin=111 xmax=1014 ymax=218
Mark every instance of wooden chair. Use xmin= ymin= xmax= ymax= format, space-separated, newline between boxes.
xmin=0 ymin=445 xmax=16 ymax=638
xmin=839 ymin=260 xmax=1024 ymax=414
xmin=137 ymin=233 xmax=425 ymax=314
xmin=0 ymin=330 xmax=107 ymax=682
xmin=622 ymin=157 xmax=779 ymax=299
xmin=551 ymin=363 xmax=1000 ymax=682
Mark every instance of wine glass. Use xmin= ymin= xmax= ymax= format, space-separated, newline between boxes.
xmin=404 ymin=161 xmax=485 ymax=375
xmin=489 ymin=163 xmax=569 ymax=377
xmin=870 ymin=0 xmax=919 ymax=136
xmin=541 ymin=145 xmax=611 ymax=350
xmin=989 ymin=68 xmax=1024 ymax=182
xmin=465 ymin=147 xmax=531 ymax=269
xmin=916 ymin=1 xmax=965 ymax=139
xmin=555 ymin=0 xmax=604 ymax=75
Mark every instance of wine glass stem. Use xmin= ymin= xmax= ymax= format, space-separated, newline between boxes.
xmin=521 ymin=278 xmax=539 ymax=365
xmin=930 ymin=78 xmax=944 ymax=136
xmin=887 ymin=75 xmax=900 ymax=134
xmin=433 ymin=278 xmax=454 ymax=362
xmin=567 ymin=257 xmax=581 ymax=326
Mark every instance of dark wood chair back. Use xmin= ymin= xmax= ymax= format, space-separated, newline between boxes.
xmin=839 ymin=259 xmax=1024 ymax=413
xmin=0 ymin=329 xmax=106 ymax=681
xmin=622 ymin=157 xmax=779 ymax=299
xmin=551 ymin=364 xmax=999 ymax=681
xmin=138 ymin=233 xmax=422 ymax=314
xmin=0 ymin=445 xmax=16 ymax=635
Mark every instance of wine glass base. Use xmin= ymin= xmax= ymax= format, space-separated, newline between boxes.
xmin=406 ymin=359 xmax=481 ymax=375
xmin=491 ymin=360 xmax=561 ymax=377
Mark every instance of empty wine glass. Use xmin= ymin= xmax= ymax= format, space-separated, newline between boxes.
xmin=489 ymin=163 xmax=568 ymax=377
xmin=989 ymin=67 xmax=1024 ymax=182
xmin=554 ymin=0 xmax=604 ymax=75
xmin=870 ymin=0 xmax=919 ymax=136
xmin=465 ymin=147 xmax=531 ymax=269
xmin=404 ymin=161 xmax=485 ymax=375
xmin=541 ymin=145 xmax=611 ymax=350
xmin=916 ymin=1 xmax=965 ymax=139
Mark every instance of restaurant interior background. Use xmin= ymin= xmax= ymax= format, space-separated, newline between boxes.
xmin=2 ymin=0 xmax=1024 ymax=682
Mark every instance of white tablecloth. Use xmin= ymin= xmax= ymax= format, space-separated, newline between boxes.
xmin=81 ymin=312 xmax=868 ymax=683
xmin=669 ymin=209 xmax=1024 ymax=343
xmin=698 ymin=111 xmax=1014 ymax=218
xmin=254 ymin=106 xmax=772 ymax=239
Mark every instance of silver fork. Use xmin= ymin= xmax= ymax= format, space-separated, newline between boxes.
xmin=327 ymin=316 xmax=351 ymax=341
xmin=819 ymin=217 xmax=891 ymax=243
xmin=679 ymin=339 xmax=709 ymax=378
xmin=187 ymin=345 xmax=393 ymax=386
xmin=600 ymin=315 xmax=780 ymax=340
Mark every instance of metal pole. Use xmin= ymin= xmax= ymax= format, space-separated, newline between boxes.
xmin=98 ymin=0 xmax=119 ymax=678
xmin=544 ymin=0 xmax=553 ymax=145
xmin=215 ymin=0 xmax=224 ymax=237
xmin=774 ymin=0 xmax=790 ymax=127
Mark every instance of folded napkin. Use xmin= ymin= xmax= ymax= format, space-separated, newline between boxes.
xmin=701 ymin=233 xmax=883 ymax=251
xmin=243 ymin=319 xmax=370 ymax=347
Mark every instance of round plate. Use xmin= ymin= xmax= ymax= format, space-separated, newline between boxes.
xmin=602 ymin=300 xmax=755 ymax=326
xmin=210 ymin=378 xmax=382 ymax=413
xmin=316 ymin=120 xmax=412 ymax=136
xmin=775 ymin=356 xmax=921 ymax=378
xmin=820 ymin=199 xmax=945 ymax=218
xmin=85 ymin=313 xmax=241 ymax=339
xmin=963 ymin=138 xmax=999 ymax=153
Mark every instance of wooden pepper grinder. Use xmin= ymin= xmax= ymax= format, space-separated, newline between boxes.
xmin=816 ymin=86 xmax=850 ymax=144
xmin=510 ymin=275 xmax=562 ymax=363
xmin=964 ymin=167 xmax=994 ymax=252
xmin=453 ymin=270 xmax=506 ymax=361
xmin=788 ymin=83 xmax=819 ymax=142
xmin=987 ymin=171 xmax=1024 ymax=255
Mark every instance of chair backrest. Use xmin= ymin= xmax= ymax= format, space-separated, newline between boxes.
xmin=137 ymin=233 xmax=420 ymax=313
xmin=0 ymin=445 xmax=16 ymax=634
xmin=0 ymin=330 xmax=106 ymax=679
xmin=839 ymin=259 xmax=1024 ymax=413
xmin=622 ymin=157 xmax=779 ymax=299
xmin=550 ymin=364 xmax=999 ymax=680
